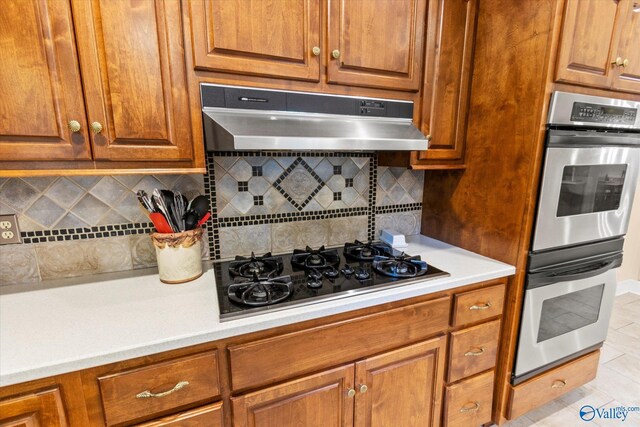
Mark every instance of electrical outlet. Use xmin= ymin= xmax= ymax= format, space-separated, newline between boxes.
xmin=0 ymin=214 xmax=22 ymax=244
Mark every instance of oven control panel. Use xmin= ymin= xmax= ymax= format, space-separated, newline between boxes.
xmin=571 ymin=102 xmax=637 ymax=125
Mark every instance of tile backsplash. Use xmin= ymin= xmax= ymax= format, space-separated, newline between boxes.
xmin=0 ymin=152 xmax=424 ymax=285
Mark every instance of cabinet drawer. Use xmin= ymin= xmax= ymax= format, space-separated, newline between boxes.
xmin=444 ymin=371 xmax=494 ymax=427
xmin=508 ymin=350 xmax=600 ymax=420
xmin=229 ymin=297 xmax=451 ymax=391
xmin=137 ymin=402 xmax=223 ymax=427
xmin=452 ymin=283 xmax=505 ymax=326
xmin=448 ymin=319 xmax=501 ymax=382
xmin=98 ymin=351 xmax=220 ymax=426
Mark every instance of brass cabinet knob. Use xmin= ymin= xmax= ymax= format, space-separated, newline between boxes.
xmin=425 ymin=134 xmax=432 ymax=142
xmin=347 ymin=388 xmax=356 ymax=398
xmin=312 ymin=46 xmax=321 ymax=56
xmin=68 ymin=120 xmax=81 ymax=133
xmin=612 ymin=57 xmax=624 ymax=66
xmin=460 ymin=402 xmax=480 ymax=413
xmin=332 ymin=49 xmax=341 ymax=59
xmin=622 ymin=58 xmax=630 ymax=67
xmin=90 ymin=121 xmax=103 ymax=134
xmin=359 ymin=384 xmax=368 ymax=393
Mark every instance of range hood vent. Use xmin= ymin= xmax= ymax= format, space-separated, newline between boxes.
xmin=201 ymin=84 xmax=427 ymax=152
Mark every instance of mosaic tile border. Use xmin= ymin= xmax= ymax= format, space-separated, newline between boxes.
xmin=216 ymin=207 xmax=369 ymax=228
xmin=375 ymin=203 xmax=423 ymax=214
xmin=367 ymin=154 xmax=378 ymax=241
xmin=20 ymin=222 xmax=156 ymax=244
xmin=212 ymin=151 xmax=373 ymax=158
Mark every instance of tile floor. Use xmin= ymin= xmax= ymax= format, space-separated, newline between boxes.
xmin=503 ymin=292 xmax=640 ymax=426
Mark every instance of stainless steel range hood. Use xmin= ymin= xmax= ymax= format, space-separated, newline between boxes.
xmin=201 ymin=84 xmax=427 ymax=151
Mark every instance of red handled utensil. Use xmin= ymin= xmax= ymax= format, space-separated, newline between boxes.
xmin=150 ymin=212 xmax=174 ymax=233
xmin=196 ymin=212 xmax=211 ymax=227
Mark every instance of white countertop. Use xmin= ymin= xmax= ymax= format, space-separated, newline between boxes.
xmin=0 ymin=235 xmax=515 ymax=387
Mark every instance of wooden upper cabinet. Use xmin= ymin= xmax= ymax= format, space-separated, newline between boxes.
xmin=614 ymin=0 xmax=640 ymax=93
xmin=71 ymin=0 xmax=194 ymax=162
xmin=555 ymin=0 xmax=640 ymax=93
xmin=353 ymin=336 xmax=446 ymax=427
xmin=326 ymin=0 xmax=428 ymax=91
xmin=189 ymin=0 xmax=321 ymax=81
xmin=232 ymin=364 xmax=355 ymax=427
xmin=416 ymin=0 xmax=477 ymax=167
xmin=0 ymin=388 xmax=68 ymax=426
xmin=0 ymin=0 xmax=91 ymax=162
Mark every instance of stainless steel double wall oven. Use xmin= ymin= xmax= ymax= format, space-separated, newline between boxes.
xmin=513 ymin=92 xmax=640 ymax=384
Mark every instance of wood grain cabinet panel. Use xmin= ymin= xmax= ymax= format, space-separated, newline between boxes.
xmin=136 ymin=402 xmax=223 ymax=427
xmin=452 ymin=282 xmax=505 ymax=327
xmin=444 ymin=371 xmax=494 ymax=427
xmin=0 ymin=388 xmax=68 ymax=427
xmin=354 ymin=336 xmax=446 ymax=427
xmin=508 ymin=350 xmax=600 ymax=420
xmin=614 ymin=0 xmax=640 ymax=93
xmin=0 ymin=0 xmax=91 ymax=162
xmin=326 ymin=0 xmax=427 ymax=91
xmin=71 ymin=0 xmax=194 ymax=162
xmin=416 ymin=0 xmax=477 ymax=166
xmin=232 ymin=365 xmax=355 ymax=427
xmin=189 ymin=0 xmax=321 ymax=82
xmin=555 ymin=0 xmax=625 ymax=89
xmin=229 ymin=297 xmax=450 ymax=391
xmin=98 ymin=351 xmax=220 ymax=426
xmin=448 ymin=319 xmax=500 ymax=383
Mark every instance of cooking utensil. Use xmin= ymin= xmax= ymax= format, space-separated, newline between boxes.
xmin=136 ymin=190 xmax=155 ymax=213
xmin=152 ymin=189 xmax=177 ymax=232
xmin=183 ymin=211 xmax=199 ymax=231
xmin=196 ymin=212 xmax=211 ymax=227
xmin=190 ymin=195 xmax=210 ymax=221
xmin=149 ymin=212 xmax=174 ymax=233
xmin=173 ymin=191 xmax=186 ymax=231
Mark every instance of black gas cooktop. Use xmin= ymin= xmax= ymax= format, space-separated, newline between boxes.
xmin=214 ymin=241 xmax=449 ymax=320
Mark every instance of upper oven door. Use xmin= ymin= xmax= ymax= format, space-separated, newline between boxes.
xmin=532 ymin=130 xmax=640 ymax=252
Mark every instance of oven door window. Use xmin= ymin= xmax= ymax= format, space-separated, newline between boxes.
xmin=537 ymin=283 xmax=604 ymax=343
xmin=557 ymin=164 xmax=627 ymax=217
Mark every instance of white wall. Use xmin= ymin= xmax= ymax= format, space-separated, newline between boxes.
xmin=618 ymin=178 xmax=640 ymax=283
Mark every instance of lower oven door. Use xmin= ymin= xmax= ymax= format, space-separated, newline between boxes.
xmin=513 ymin=254 xmax=620 ymax=381
xmin=532 ymin=130 xmax=640 ymax=252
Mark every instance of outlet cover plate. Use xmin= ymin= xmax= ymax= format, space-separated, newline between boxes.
xmin=0 ymin=214 xmax=22 ymax=244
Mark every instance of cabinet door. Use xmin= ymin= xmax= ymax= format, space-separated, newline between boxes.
xmin=189 ymin=0 xmax=321 ymax=82
xmin=0 ymin=388 xmax=68 ymax=426
xmin=71 ymin=0 xmax=194 ymax=162
xmin=354 ymin=335 xmax=446 ymax=427
xmin=416 ymin=0 xmax=477 ymax=166
xmin=555 ymin=0 xmax=626 ymax=89
xmin=232 ymin=365 xmax=354 ymax=427
xmin=613 ymin=0 xmax=640 ymax=93
xmin=326 ymin=0 xmax=427 ymax=91
xmin=0 ymin=0 xmax=91 ymax=162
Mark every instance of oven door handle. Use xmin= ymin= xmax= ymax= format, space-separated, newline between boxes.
xmin=528 ymin=256 xmax=622 ymax=288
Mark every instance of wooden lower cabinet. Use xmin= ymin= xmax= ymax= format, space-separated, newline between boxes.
xmin=354 ymin=336 xmax=446 ymax=427
xmin=507 ymin=350 xmax=600 ymax=420
xmin=232 ymin=335 xmax=447 ymax=427
xmin=137 ymin=402 xmax=223 ymax=427
xmin=444 ymin=371 xmax=494 ymax=427
xmin=0 ymin=388 xmax=68 ymax=426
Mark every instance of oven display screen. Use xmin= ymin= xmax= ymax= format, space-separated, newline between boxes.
xmin=537 ymin=284 xmax=604 ymax=343
xmin=557 ymin=165 xmax=627 ymax=217
xmin=570 ymin=102 xmax=637 ymax=123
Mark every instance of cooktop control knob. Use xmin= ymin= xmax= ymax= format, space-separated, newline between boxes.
xmin=341 ymin=264 xmax=355 ymax=276
xmin=307 ymin=276 xmax=323 ymax=289
xmin=354 ymin=268 xmax=370 ymax=281
xmin=323 ymin=267 xmax=339 ymax=278
xmin=307 ymin=268 xmax=322 ymax=280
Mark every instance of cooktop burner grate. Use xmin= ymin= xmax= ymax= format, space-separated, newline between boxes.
xmin=228 ymin=252 xmax=283 ymax=279
xmin=227 ymin=274 xmax=293 ymax=306
xmin=344 ymin=240 xmax=394 ymax=261
xmin=291 ymin=246 xmax=340 ymax=270
xmin=372 ymin=254 xmax=428 ymax=278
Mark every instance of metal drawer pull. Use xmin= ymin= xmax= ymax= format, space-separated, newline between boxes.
xmin=136 ymin=381 xmax=190 ymax=399
xmin=460 ymin=402 xmax=480 ymax=413
xmin=469 ymin=302 xmax=491 ymax=310
xmin=465 ymin=347 xmax=486 ymax=357
xmin=551 ymin=379 xmax=567 ymax=389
